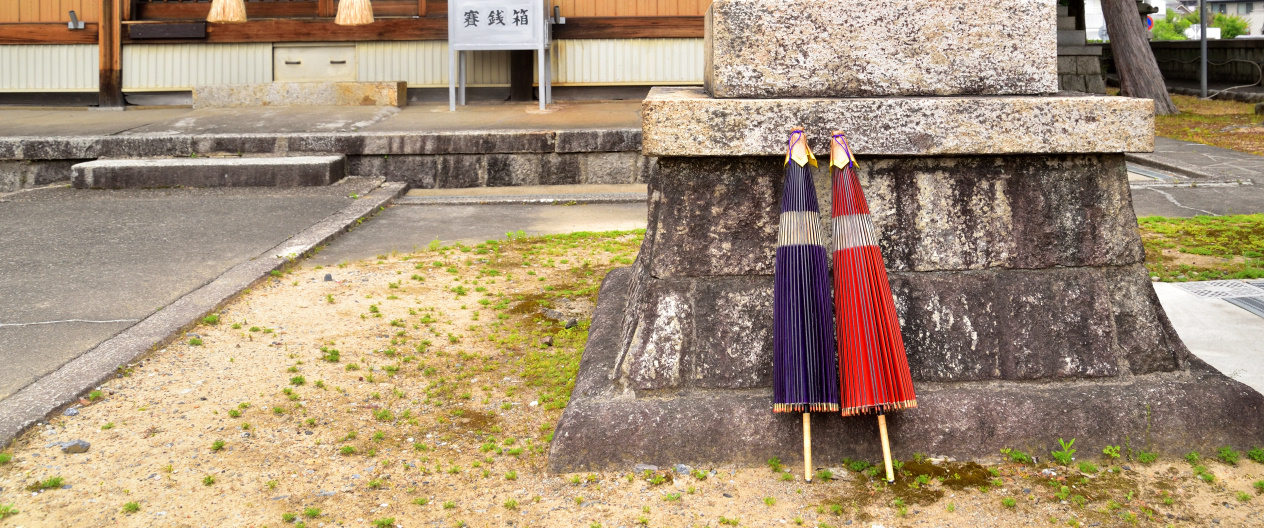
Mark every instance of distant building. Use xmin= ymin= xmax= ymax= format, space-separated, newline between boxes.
xmin=1178 ymin=1 xmax=1264 ymax=36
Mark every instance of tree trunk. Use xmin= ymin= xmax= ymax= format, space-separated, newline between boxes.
xmin=1100 ymin=0 xmax=1179 ymax=115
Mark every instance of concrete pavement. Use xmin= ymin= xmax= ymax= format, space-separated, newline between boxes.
xmin=1154 ymin=283 xmax=1264 ymax=396
xmin=0 ymin=180 xmax=382 ymax=401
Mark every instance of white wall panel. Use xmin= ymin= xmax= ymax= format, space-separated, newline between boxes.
xmin=123 ymin=43 xmax=272 ymax=91
xmin=0 ymin=45 xmax=97 ymax=92
xmin=357 ymin=42 xmax=511 ymax=87
xmin=549 ymin=38 xmax=703 ymax=85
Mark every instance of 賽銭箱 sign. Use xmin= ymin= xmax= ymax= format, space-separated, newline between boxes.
xmin=448 ymin=0 xmax=555 ymax=110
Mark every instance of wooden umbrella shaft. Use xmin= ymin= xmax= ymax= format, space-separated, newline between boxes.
xmin=803 ymin=412 xmax=812 ymax=482
xmin=878 ymin=414 xmax=894 ymax=482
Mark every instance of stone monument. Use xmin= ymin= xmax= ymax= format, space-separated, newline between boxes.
xmin=549 ymin=0 xmax=1264 ymax=472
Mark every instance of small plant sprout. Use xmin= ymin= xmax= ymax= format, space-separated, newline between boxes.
xmin=1254 ymin=480 xmax=1264 ymax=494
xmin=719 ymin=516 xmax=740 ymax=526
xmin=211 ymin=440 xmax=225 ymax=452
xmin=101 ymin=422 xmax=115 ymax=430
xmin=0 ymin=453 xmax=12 ymax=465
xmin=443 ymin=500 xmax=456 ymax=509
xmin=266 ymin=480 xmax=278 ymax=490
xmin=1002 ymin=497 xmax=1017 ymax=508
xmin=1237 ymin=491 xmax=1251 ymax=502
xmin=763 ymin=496 xmax=776 ymax=506
xmin=203 ymin=475 xmax=215 ymax=486
xmin=303 ymin=507 xmax=320 ymax=518
xmin=0 ymin=503 xmax=19 ymax=520
xmin=946 ymin=502 xmax=956 ymax=512
xmin=290 ymin=376 xmax=306 ymax=386
xmin=282 ymin=513 xmax=297 ymax=522
xmin=1052 ymin=438 xmax=1076 ymax=466
xmin=122 ymin=502 xmax=140 ymax=513
xmin=504 ymin=499 xmax=518 ymax=510
xmin=814 ymin=468 xmax=833 ymax=481
xmin=412 ymin=497 xmax=430 ymax=506
xmin=767 ymin=457 xmax=784 ymax=472
xmin=1218 ymin=446 xmax=1241 ymax=466
xmin=340 ymin=446 xmax=356 ymax=455
xmin=88 ymin=390 xmax=103 ymax=401
xmin=371 ymin=518 xmax=395 ymax=528
xmin=1102 ymin=445 xmax=1121 ymax=461
xmin=1136 ymin=450 xmax=1158 ymax=464
xmin=1186 ymin=451 xmax=1201 ymax=465
xmin=202 ymin=314 xmax=220 ymax=325
xmin=189 ymin=337 xmax=203 ymax=346
xmin=505 ymin=470 xmax=518 ymax=480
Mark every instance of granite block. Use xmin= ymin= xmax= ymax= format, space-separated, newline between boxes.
xmin=642 ymin=87 xmax=1155 ymax=157
xmin=705 ymin=0 xmax=1058 ymax=98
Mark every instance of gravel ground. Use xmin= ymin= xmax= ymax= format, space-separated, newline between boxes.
xmin=2 ymin=231 xmax=1263 ymax=528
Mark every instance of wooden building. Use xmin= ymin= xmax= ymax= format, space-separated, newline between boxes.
xmin=0 ymin=1 xmax=711 ymax=105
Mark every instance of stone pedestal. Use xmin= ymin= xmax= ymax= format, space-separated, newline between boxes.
xmin=548 ymin=0 xmax=1264 ymax=472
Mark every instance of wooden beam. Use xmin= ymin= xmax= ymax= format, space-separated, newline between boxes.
xmin=0 ymin=23 xmax=99 ymax=44
xmin=142 ymin=17 xmax=449 ymax=44
xmin=552 ymin=16 xmax=703 ymax=39
xmin=99 ymin=0 xmax=123 ymax=108
xmin=136 ymin=0 xmax=422 ymax=20
xmin=128 ymin=21 xmax=207 ymax=39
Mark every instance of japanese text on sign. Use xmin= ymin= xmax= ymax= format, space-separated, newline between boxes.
xmin=449 ymin=0 xmax=542 ymax=50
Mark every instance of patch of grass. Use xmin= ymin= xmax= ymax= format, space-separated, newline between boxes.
xmin=202 ymin=314 xmax=220 ymax=325
xmin=718 ymin=516 xmax=740 ymax=526
xmin=505 ymin=470 xmax=518 ymax=480
xmin=814 ymin=469 xmax=833 ymax=481
xmin=122 ymin=502 xmax=139 ymax=513
xmin=0 ymin=503 xmax=18 ymax=519
xmin=1001 ymin=497 xmax=1017 ymax=508
xmin=290 ymin=376 xmax=305 ymax=386
xmin=88 ymin=390 xmax=102 ymax=401
xmin=282 ymin=512 xmax=297 ymax=522
xmin=1138 ymin=215 xmax=1264 ymax=282
xmin=210 ymin=440 xmax=225 ymax=452
xmin=1219 ymin=446 xmax=1241 ymax=466
xmin=1000 ymin=448 xmax=1032 ymax=464
xmin=0 ymin=453 xmax=11 ymax=465
xmin=767 ymin=457 xmax=783 ymax=472
xmin=1135 ymin=450 xmax=1158 ymax=464
xmin=1156 ymin=93 xmax=1264 ymax=156
xmin=1077 ymin=462 xmax=1098 ymax=474
xmin=28 ymin=476 xmax=63 ymax=491
xmin=202 ymin=475 xmax=215 ymax=486
xmin=504 ymin=499 xmax=518 ymax=510
xmin=443 ymin=500 xmax=456 ymax=510
xmin=1247 ymin=446 xmax=1264 ymax=463
xmin=372 ymin=518 xmax=395 ymax=528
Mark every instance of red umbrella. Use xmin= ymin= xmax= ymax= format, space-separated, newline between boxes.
xmin=830 ymin=131 xmax=917 ymax=482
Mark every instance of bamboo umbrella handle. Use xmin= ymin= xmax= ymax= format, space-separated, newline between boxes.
xmin=803 ymin=412 xmax=812 ymax=482
xmin=878 ymin=414 xmax=894 ymax=482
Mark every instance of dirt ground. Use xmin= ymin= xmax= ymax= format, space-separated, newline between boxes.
xmin=2 ymin=231 xmax=1264 ymax=528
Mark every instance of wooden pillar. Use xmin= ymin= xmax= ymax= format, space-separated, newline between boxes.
xmin=509 ymin=50 xmax=535 ymax=102
xmin=98 ymin=0 xmax=124 ymax=108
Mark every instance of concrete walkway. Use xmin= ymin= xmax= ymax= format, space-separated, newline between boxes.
xmin=0 ymin=101 xmax=641 ymax=137
xmin=1154 ymin=283 xmax=1264 ymax=396
xmin=0 ymin=180 xmax=381 ymax=401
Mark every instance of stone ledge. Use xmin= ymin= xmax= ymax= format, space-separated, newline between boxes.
xmin=193 ymin=82 xmax=407 ymax=109
xmin=705 ymin=0 xmax=1058 ymax=98
xmin=642 ymin=87 xmax=1154 ymax=157
xmin=72 ymin=155 xmax=346 ymax=189
xmin=0 ymin=129 xmax=643 ymax=161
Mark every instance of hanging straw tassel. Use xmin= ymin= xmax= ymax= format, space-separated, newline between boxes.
xmin=830 ymin=131 xmax=917 ymax=483
xmin=335 ymin=0 xmax=376 ymax=26
xmin=771 ymin=130 xmax=840 ymax=482
xmin=206 ymin=0 xmax=247 ymax=24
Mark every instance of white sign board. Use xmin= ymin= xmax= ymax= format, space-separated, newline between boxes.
xmin=448 ymin=0 xmax=553 ymax=110
xmin=449 ymin=0 xmax=544 ymax=50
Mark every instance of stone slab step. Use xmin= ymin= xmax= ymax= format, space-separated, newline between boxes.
xmin=72 ymin=155 xmax=347 ymax=189
xmin=1059 ymin=29 xmax=1087 ymax=46
xmin=1059 ymin=16 xmax=1077 ymax=30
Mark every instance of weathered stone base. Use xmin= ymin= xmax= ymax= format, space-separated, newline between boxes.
xmin=548 ymin=268 xmax=1264 ymax=472
xmin=348 ymin=152 xmax=653 ymax=189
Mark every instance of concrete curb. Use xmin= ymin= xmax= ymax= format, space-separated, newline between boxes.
xmin=395 ymin=193 xmax=645 ymax=206
xmin=0 ymin=182 xmax=408 ymax=448
xmin=1168 ymin=85 xmax=1264 ymax=104
xmin=1124 ymin=153 xmax=1246 ymax=182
